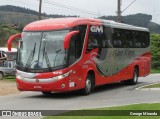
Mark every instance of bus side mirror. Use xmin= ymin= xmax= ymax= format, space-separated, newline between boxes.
xmin=8 ymin=33 xmax=21 ymax=51
xmin=64 ymin=30 xmax=79 ymax=49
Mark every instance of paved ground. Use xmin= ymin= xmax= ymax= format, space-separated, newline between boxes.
xmin=0 ymin=74 xmax=160 ymax=112
xmin=0 ymin=74 xmax=160 ymax=119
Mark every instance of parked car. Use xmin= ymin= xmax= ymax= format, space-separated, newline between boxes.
xmin=0 ymin=47 xmax=17 ymax=79
xmin=0 ymin=60 xmax=16 ymax=79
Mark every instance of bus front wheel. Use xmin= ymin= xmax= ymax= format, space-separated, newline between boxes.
xmin=81 ymin=74 xmax=93 ymax=95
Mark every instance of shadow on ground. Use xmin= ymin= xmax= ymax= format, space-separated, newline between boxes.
xmin=24 ymin=81 xmax=148 ymax=99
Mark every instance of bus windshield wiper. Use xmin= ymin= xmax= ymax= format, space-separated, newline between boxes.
xmin=53 ymin=49 xmax=62 ymax=67
xmin=25 ymin=42 xmax=36 ymax=69
xmin=42 ymin=44 xmax=52 ymax=71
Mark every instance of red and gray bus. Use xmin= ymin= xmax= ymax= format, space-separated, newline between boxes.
xmin=8 ymin=18 xmax=150 ymax=95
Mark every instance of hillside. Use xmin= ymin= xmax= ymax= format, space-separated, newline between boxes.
xmin=0 ymin=5 xmax=160 ymax=34
xmin=0 ymin=5 xmax=160 ymax=47
xmin=0 ymin=11 xmax=40 ymax=25
xmin=0 ymin=5 xmax=77 ymax=25
xmin=0 ymin=24 xmax=20 ymax=47
xmin=99 ymin=13 xmax=160 ymax=34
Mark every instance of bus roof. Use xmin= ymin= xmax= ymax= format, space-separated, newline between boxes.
xmin=101 ymin=19 xmax=149 ymax=32
xmin=23 ymin=18 xmax=100 ymax=31
xmin=23 ymin=18 xmax=149 ymax=32
xmin=0 ymin=47 xmax=17 ymax=52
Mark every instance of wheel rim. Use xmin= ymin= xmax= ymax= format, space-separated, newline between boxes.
xmin=86 ymin=78 xmax=91 ymax=93
xmin=133 ymin=71 xmax=138 ymax=83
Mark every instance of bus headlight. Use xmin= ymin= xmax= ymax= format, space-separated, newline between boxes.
xmin=16 ymin=75 xmax=23 ymax=80
xmin=52 ymin=70 xmax=72 ymax=81
xmin=16 ymin=70 xmax=72 ymax=83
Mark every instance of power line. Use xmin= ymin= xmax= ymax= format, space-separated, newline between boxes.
xmin=5 ymin=0 xmax=105 ymax=17
xmin=43 ymin=0 xmax=103 ymax=16
xmin=117 ymin=0 xmax=136 ymax=22
xmin=122 ymin=0 xmax=136 ymax=13
xmin=4 ymin=0 xmax=75 ymax=18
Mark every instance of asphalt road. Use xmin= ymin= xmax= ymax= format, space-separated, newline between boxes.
xmin=0 ymin=74 xmax=160 ymax=111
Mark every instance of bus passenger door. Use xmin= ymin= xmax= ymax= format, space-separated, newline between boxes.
xmin=86 ymin=25 xmax=114 ymax=77
xmin=67 ymin=25 xmax=87 ymax=89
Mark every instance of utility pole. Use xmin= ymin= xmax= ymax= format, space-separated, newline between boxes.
xmin=117 ymin=0 xmax=122 ymax=22
xmin=39 ymin=0 xmax=42 ymax=20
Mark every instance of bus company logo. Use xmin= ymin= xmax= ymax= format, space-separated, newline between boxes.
xmin=36 ymin=79 xmax=39 ymax=83
xmin=90 ymin=26 xmax=103 ymax=33
xmin=53 ymin=71 xmax=62 ymax=75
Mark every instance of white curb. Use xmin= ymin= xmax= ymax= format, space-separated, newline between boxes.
xmin=136 ymin=82 xmax=160 ymax=90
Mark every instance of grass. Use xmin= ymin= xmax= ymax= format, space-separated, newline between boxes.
xmin=142 ymin=83 xmax=160 ymax=88
xmin=95 ymin=103 xmax=160 ymax=110
xmin=151 ymin=69 xmax=160 ymax=74
xmin=43 ymin=117 xmax=159 ymax=119
xmin=43 ymin=103 xmax=160 ymax=119
xmin=4 ymin=76 xmax=16 ymax=81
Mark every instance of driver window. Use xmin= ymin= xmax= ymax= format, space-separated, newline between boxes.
xmin=88 ymin=34 xmax=98 ymax=49
xmin=87 ymin=26 xmax=103 ymax=52
xmin=68 ymin=25 xmax=87 ymax=65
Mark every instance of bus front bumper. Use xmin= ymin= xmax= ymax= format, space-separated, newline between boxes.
xmin=16 ymin=77 xmax=78 ymax=93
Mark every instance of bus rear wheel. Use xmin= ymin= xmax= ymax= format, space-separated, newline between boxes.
xmin=81 ymin=74 xmax=93 ymax=95
xmin=124 ymin=68 xmax=138 ymax=85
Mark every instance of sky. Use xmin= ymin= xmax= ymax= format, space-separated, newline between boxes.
xmin=0 ymin=0 xmax=160 ymax=24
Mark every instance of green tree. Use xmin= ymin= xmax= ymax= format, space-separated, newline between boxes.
xmin=0 ymin=24 xmax=20 ymax=47
xmin=150 ymin=34 xmax=160 ymax=69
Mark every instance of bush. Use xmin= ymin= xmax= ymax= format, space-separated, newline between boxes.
xmin=152 ymin=61 xmax=160 ymax=69
xmin=151 ymin=34 xmax=160 ymax=69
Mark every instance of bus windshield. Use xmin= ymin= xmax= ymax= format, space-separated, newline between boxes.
xmin=17 ymin=30 xmax=69 ymax=71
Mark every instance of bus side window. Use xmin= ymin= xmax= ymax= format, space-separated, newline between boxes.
xmin=102 ymin=27 xmax=112 ymax=48
xmin=87 ymin=26 xmax=103 ymax=52
xmin=145 ymin=32 xmax=150 ymax=47
xmin=102 ymin=40 xmax=111 ymax=47
xmin=124 ymin=30 xmax=134 ymax=48
xmin=134 ymin=32 xmax=141 ymax=48
xmin=113 ymin=29 xmax=123 ymax=48
xmin=87 ymin=33 xmax=98 ymax=50
xmin=140 ymin=32 xmax=150 ymax=48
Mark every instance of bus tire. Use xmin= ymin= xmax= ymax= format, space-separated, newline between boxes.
xmin=81 ymin=74 xmax=93 ymax=95
xmin=124 ymin=68 xmax=138 ymax=85
xmin=42 ymin=91 xmax=52 ymax=95
xmin=0 ymin=72 xmax=4 ymax=80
